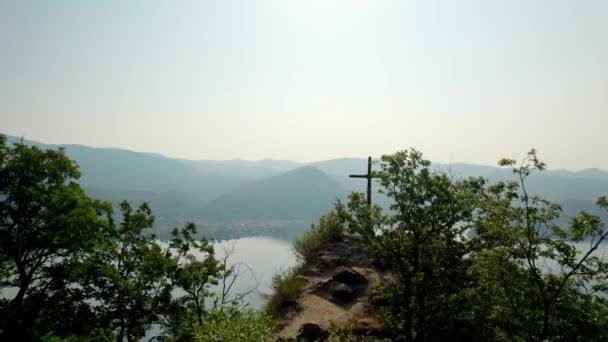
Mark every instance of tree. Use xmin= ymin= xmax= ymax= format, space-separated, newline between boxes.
xmin=0 ymin=135 xmax=112 ymax=340
xmin=470 ymin=150 xmax=608 ymax=340
xmin=344 ymin=149 xmax=486 ymax=341
xmin=162 ymin=223 xmax=221 ymax=338
xmin=0 ymin=135 xmax=264 ymax=341
xmin=165 ymin=228 xmax=261 ymax=341
xmin=76 ymin=201 xmax=176 ymax=342
xmin=341 ymin=148 xmax=608 ymax=341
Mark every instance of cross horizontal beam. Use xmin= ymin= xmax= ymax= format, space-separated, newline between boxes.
xmin=348 ymin=156 xmax=373 ymax=205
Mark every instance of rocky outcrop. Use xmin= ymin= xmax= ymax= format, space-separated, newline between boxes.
xmin=297 ymin=323 xmax=329 ymax=342
xmin=276 ymin=235 xmax=390 ymax=340
xmin=332 ymin=267 xmax=369 ymax=285
xmin=324 ymin=280 xmax=354 ymax=302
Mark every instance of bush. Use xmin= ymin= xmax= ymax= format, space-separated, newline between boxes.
xmin=265 ymin=266 xmax=306 ymax=317
xmin=189 ymin=305 xmax=273 ymax=342
xmin=294 ymin=206 xmax=345 ymax=263
xmin=40 ymin=329 xmax=115 ymax=342
xmin=327 ymin=322 xmax=391 ymax=342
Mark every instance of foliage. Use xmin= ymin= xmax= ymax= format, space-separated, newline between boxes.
xmin=467 ymin=150 xmax=608 ymax=340
xmin=0 ymin=135 xmax=113 ymax=340
xmin=340 ymin=148 xmax=608 ymax=341
xmin=270 ymin=202 xmax=349 ymax=317
xmin=327 ymin=321 xmax=391 ymax=342
xmin=190 ymin=305 xmax=273 ymax=342
xmin=74 ymin=201 xmax=177 ymax=342
xmin=294 ymin=201 xmax=347 ymax=263
xmin=343 ymin=149 xmax=485 ymax=341
xmin=40 ymin=329 xmax=115 ymax=342
xmin=4 ymin=133 xmax=608 ymax=341
xmin=163 ymin=226 xmax=256 ymax=339
xmin=0 ymin=134 xmax=259 ymax=341
xmin=168 ymin=223 xmax=221 ymax=327
xmin=265 ymin=265 xmax=306 ymax=317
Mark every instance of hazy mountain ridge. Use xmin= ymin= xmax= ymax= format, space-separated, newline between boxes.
xmin=202 ymin=166 xmax=347 ymax=220
xmin=5 ymin=135 xmax=608 ymax=239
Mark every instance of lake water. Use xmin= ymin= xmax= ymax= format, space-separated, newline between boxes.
xmin=204 ymin=236 xmax=298 ymax=308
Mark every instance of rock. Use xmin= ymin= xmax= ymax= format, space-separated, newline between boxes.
xmin=297 ymin=323 xmax=328 ymax=341
xmin=356 ymin=317 xmax=383 ymax=330
xmin=318 ymin=254 xmax=343 ymax=269
xmin=332 ymin=267 xmax=368 ymax=286
xmin=327 ymin=280 xmax=354 ymax=301
xmin=371 ymin=259 xmax=388 ymax=271
xmin=352 ymin=317 xmax=386 ymax=338
xmin=302 ymin=266 xmax=321 ymax=276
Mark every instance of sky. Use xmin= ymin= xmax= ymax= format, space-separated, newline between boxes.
xmin=1 ymin=0 xmax=607 ymax=170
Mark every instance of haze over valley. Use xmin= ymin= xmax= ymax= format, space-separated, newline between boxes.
xmin=7 ymin=135 xmax=607 ymax=241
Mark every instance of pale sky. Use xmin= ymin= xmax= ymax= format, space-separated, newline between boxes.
xmin=1 ymin=0 xmax=607 ymax=169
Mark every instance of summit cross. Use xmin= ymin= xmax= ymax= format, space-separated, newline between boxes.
xmin=349 ymin=156 xmax=375 ymax=205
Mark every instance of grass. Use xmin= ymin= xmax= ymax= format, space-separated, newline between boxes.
xmin=266 ymin=204 xmax=347 ymax=317
xmin=327 ymin=321 xmax=391 ymax=342
xmin=192 ymin=306 xmax=274 ymax=341
xmin=265 ymin=265 xmax=306 ymax=317
xmin=293 ymin=209 xmax=345 ymax=264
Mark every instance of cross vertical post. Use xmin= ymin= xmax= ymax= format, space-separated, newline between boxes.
xmin=349 ymin=156 xmax=373 ymax=205
xmin=366 ymin=156 xmax=372 ymax=205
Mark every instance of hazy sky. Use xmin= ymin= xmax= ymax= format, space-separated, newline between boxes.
xmin=1 ymin=0 xmax=607 ymax=169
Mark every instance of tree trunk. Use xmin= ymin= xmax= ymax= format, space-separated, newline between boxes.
xmin=403 ymin=280 xmax=413 ymax=342
xmin=10 ymin=265 xmax=31 ymax=309
xmin=117 ymin=320 xmax=125 ymax=342
xmin=540 ymin=300 xmax=551 ymax=341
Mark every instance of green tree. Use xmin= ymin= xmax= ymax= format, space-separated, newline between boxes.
xmin=162 ymin=223 xmax=223 ymax=339
xmin=344 ymin=149 xmax=485 ymax=341
xmin=76 ymin=201 xmax=176 ymax=342
xmin=0 ymin=135 xmax=112 ymax=340
xmin=340 ymin=149 xmax=608 ymax=341
xmin=470 ymin=150 xmax=608 ymax=340
xmin=0 ymin=135 xmax=265 ymax=341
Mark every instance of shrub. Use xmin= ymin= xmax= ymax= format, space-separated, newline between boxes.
xmin=327 ymin=322 xmax=391 ymax=342
xmin=40 ymin=329 xmax=115 ymax=342
xmin=188 ymin=306 xmax=273 ymax=342
xmin=294 ymin=205 xmax=346 ymax=264
xmin=265 ymin=266 xmax=306 ymax=317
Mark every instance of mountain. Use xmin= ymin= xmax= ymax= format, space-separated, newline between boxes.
xmin=311 ymin=157 xmax=608 ymax=201
xmin=202 ymin=166 xmax=347 ymax=220
xmin=182 ymin=159 xmax=302 ymax=183
xmin=10 ymin=135 xmax=607 ymax=205
xmin=4 ymin=136 xmax=299 ymax=217
xmin=5 ymin=135 xmax=608 ymax=238
xmin=312 ymin=157 xmax=608 ymax=224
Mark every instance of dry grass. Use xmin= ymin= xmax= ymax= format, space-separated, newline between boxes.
xmin=293 ymin=210 xmax=345 ymax=264
xmin=265 ymin=265 xmax=306 ymax=317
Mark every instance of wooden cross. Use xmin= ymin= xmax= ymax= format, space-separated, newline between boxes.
xmin=349 ymin=156 xmax=374 ymax=205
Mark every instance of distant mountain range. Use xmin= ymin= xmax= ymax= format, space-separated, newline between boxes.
xmin=5 ymin=135 xmax=608 ymax=239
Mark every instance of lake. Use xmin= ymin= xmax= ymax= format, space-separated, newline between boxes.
xmin=204 ymin=236 xmax=298 ymax=308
